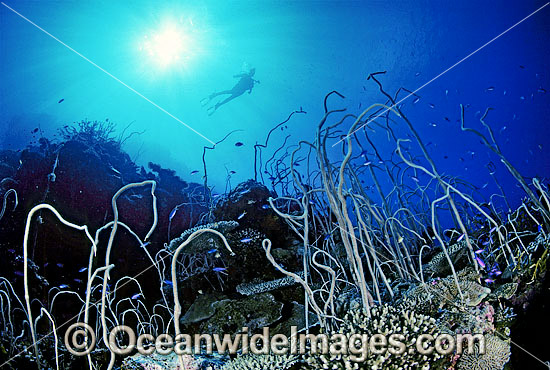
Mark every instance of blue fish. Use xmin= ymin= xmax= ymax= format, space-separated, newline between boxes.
xmin=475 ymin=256 xmax=486 ymax=269
xmin=163 ymin=280 xmax=173 ymax=286
xmin=239 ymin=189 xmax=251 ymax=195
xmin=169 ymin=208 xmax=178 ymax=221
xmin=57 ymin=263 xmax=64 ymax=268
xmin=14 ymin=271 xmax=24 ymax=277
xmin=475 ymin=249 xmax=484 ymax=254
xmin=74 ymin=278 xmax=83 ymax=283
xmin=131 ymin=293 xmax=142 ymax=300
xmin=237 ymin=211 xmax=247 ymax=220
xmin=261 ymin=204 xmax=270 ymax=209
xmin=59 ymin=284 xmax=69 ymax=289
xmin=207 ymin=248 xmax=217 ymax=254
xmin=213 ymin=267 xmax=227 ymax=272
xmin=457 ymin=234 xmax=465 ymax=242
xmin=240 ymin=237 xmax=253 ymax=243
xmin=78 ymin=267 xmax=87 ymax=273
xmin=538 ymin=225 xmax=543 ymax=233
xmin=324 ymin=234 xmax=331 ymax=241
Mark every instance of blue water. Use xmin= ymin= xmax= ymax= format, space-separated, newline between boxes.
xmin=1 ymin=0 xmax=549 ymax=205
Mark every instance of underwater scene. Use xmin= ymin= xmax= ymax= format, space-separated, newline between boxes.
xmin=1 ymin=1 xmax=549 ymax=369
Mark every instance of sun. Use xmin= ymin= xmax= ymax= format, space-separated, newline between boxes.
xmin=140 ymin=22 xmax=193 ymax=69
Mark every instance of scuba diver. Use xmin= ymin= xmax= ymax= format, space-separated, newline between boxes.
xmin=201 ymin=67 xmax=260 ymax=115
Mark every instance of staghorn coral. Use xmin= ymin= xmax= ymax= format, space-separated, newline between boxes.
xmin=168 ymin=221 xmax=239 ymax=253
xmin=305 ymin=304 xmax=445 ymax=369
xmin=457 ymin=334 xmax=511 ymax=370
xmin=222 ymin=353 xmax=300 ymax=370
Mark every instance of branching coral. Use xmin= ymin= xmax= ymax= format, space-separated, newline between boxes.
xmin=222 ymin=353 xmax=300 ymax=370
xmin=167 ymin=221 xmax=239 ymax=253
xmin=304 ymin=304 xmax=444 ymax=369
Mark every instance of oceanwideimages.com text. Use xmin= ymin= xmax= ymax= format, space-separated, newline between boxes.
xmin=65 ymin=323 xmax=485 ymax=361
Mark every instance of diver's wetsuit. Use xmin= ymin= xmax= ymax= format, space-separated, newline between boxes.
xmin=202 ymin=71 xmax=258 ymax=115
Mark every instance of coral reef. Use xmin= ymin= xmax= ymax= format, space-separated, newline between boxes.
xmin=222 ymin=353 xmax=300 ymax=370
xmin=304 ymin=304 xmax=445 ymax=370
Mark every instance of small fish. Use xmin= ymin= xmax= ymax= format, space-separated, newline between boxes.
xmin=78 ymin=267 xmax=87 ymax=273
xmin=247 ymin=200 xmax=256 ymax=205
xmin=415 ymin=72 xmax=420 ymax=76
xmin=14 ymin=271 xmax=24 ymax=276
xmin=324 ymin=234 xmax=331 ymax=241
xmin=207 ymin=248 xmax=217 ymax=254
xmin=428 ymin=103 xmax=435 ymax=108
xmin=44 ymin=263 xmax=49 ymax=267
xmin=481 ymin=240 xmax=490 ymax=246
xmin=229 ymin=170 xmax=236 ymax=174
xmin=163 ymin=280 xmax=173 ymax=285
xmin=110 ymin=166 xmax=121 ymax=175
xmin=519 ymin=65 xmax=525 ymax=69
xmin=444 ymin=117 xmax=450 ymax=122
xmin=235 ymin=142 xmax=244 ymax=147
xmin=169 ymin=208 xmax=178 ymax=220
xmin=268 ymin=176 xmax=276 ymax=181
xmin=538 ymin=87 xmax=546 ymax=93
xmin=213 ymin=267 xmax=227 ymax=272
xmin=198 ymin=290 xmax=203 ymax=294
xmin=58 ymin=99 xmax=64 ymax=103
xmin=190 ymin=170 xmax=199 ymax=175
xmin=239 ymin=189 xmax=251 ymax=195
xmin=489 ymin=270 xmax=502 ymax=277
xmin=475 ymin=256 xmax=486 ymax=269
xmin=32 ymin=128 xmax=39 ymax=133
xmin=215 ymin=252 xmax=221 ymax=258
xmin=364 ymin=161 xmax=372 ymax=166
xmin=240 ymin=237 xmax=253 ymax=243
xmin=293 ymin=162 xmax=300 ymax=166
xmin=429 ymin=122 xmax=436 ymax=127
xmin=131 ymin=293 xmax=142 ymax=300
xmin=484 ymin=278 xmax=495 ymax=284
xmin=520 ymin=96 xmax=525 ymax=100
xmin=237 ymin=211 xmax=247 ymax=220
xmin=74 ymin=278 xmax=83 ymax=283
xmin=261 ymin=204 xmax=270 ymax=209
xmin=475 ymin=249 xmax=485 ymax=254
xmin=412 ymin=97 xmax=420 ymax=104
xmin=59 ymin=284 xmax=69 ymax=289
xmin=489 ymin=226 xmax=497 ymax=233
xmin=445 ymin=89 xmax=448 ymax=96
xmin=485 ymin=86 xmax=495 ymax=91
xmin=7 ymin=248 xmax=15 ymax=253
xmin=212 ymin=194 xmax=223 ymax=198
xmin=457 ymin=234 xmax=465 ymax=242
xmin=57 ymin=263 xmax=64 ymax=268
xmin=538 ymin=225 xmax=543 ymax=233
xmin=411 ymin=176 xmax=419 ymax=183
